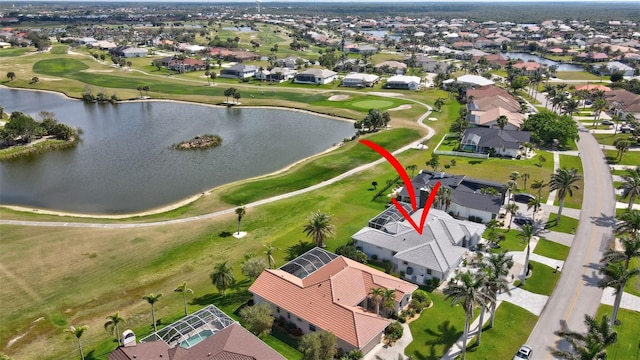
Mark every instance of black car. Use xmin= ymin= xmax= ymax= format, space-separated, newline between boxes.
xmin=601 ymin=120 xmax=614 ymax=126
xmin=513 ymin=216 xmax=534 ymax=226
xmin=513 ymin=193 xmax=536 ymax=203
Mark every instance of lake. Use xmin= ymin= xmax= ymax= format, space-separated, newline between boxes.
xmin=0 ymin=88 xmax=355 ymax=214
xmin=500 ymin=52 xmax=583 ymax=72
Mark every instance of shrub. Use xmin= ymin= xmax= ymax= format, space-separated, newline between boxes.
xmin=385 ymin=321 xmax=404 ymax=343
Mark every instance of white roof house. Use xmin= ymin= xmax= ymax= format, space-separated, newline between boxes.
xmin=607 ymin=61 xmax=634 ymax=77
xmin=384 ymin=75 xmax=421 ymax=90
xmin=341 ymin=73 xmax=380 ymax=87
xmin=353 ymin=208 xmax=485 ymax=284
xmin=455 ymin=75 xmax=495 ymax=87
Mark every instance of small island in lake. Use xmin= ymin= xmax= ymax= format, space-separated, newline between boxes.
xmin=172 ymin=134 xmax=223 ymax=150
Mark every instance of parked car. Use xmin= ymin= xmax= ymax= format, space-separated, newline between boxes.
xmin=513 ymin=216 xmax=534 ymax=226
xmin=620 ymin=124 xmax=635 ymax=133
xmin=513 ymin=193 xmax=536 ymax=203
xmin=601 ymin=120 xmax=614 ymax=126
xmin=514 ymin=345 xmax=533 ymax=360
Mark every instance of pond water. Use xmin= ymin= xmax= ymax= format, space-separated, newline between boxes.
xmin=0 ymin=88 xmax=355 ymax=214
xmin=500 ymin=52 xmax=584 ymax=72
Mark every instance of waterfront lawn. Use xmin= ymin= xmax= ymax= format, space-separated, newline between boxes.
xmin=546 ymin=213 xmax=579 ymax=234
xmin=514 ymin=261 xmax=560 ymax=296
xmin=555 ymin=71 xmax=601 ymax=81
xmin=592 ymin=133 xmax=637 ymax=147
xmin=466 ymin=303 xmax=538 ymax=360
xmin=596 ymin=305 xmax=640 ymax=360
xmin=555 ymin=154 xmax=584 ymax=209
xmin=605 ymin=149 xmax=640 ymax=166
xmin=219 ymin=128 xmax=422 ymax=205
xmin=533 ymin=238 xmax=570 ymax=261
xmin=405 ymin=292 xmax=466 ymax=360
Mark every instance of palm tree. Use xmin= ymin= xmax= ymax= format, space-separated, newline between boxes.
xmin=443 ymin=271 xmax=490 ymax=360
xmin=6 ymin=71 xmax=16 ymax=81
xmin=553 ymin=314 xmax=617 ymax=359
xmin=598 ymin=261 xmax=640 ymax=326
xmin=521 ymin=173 xmax=530 ymax=190
xmin=549 ymin=168 xmax=582 ymax=221
xmin=264 ymin=244 xmax=277 ymax=268
xmin=142 ymin=293 xmax=163 ymax=333
xmin=174 ymin=282 xmax=194 ymax=316
xmin=486 ymin=219 xmax=501 ymax=246
xmin=527 ymin=196 xmax=542 ymax=214
xmin=506 ymin=202 xmax=519 ymax=230
xmin=562 ymin=98 xmax=580 ymax=117
xmin=435 ymin=186 xmax=452 ymax=211
xmin=210 ymin=261 xmax=235 ymax=295
xmin=65 ymin=325 xmax=89 ymax=360
xmin=143 ymin=86 xmax=150 ymax=96
xmin=496 ymin=115 xmax=508 ymax=132
xmin=482 ymin=252 xmax=513 ymax=329
xmin=234 ymin=91 xmax=241 ymax=104
xmin=104 ymin=312 xmax=126 ymax=346
xmin=530 ymin=179 xmax=546 ymax=199
xmin=405 ymin=164 xmax=418 ymax=178
xmin=614 ymin=139 xmax=631 ymax=162
xmin=369 ymin=287 xmax=384 ymax=315
xmin=381 ymin=289 xmax=396 ymax=316
xmin=235 ymin=206 xmax=246 ymax=235
xmin=224 ymin=87 xmax=236 ymax=104
xmin=518 ymin=224 xmax=540 ymax=286
xmin=303 ymin=211 xmax=336 ymax=248
xmin=591 ymin=98 xmax=609 ymax=127
xmin=136 ymin=86 xmax=143 ymax=98
xmin=601 ymin=235 xmax=640 ymax=270
xmin=434 ymin=97 xmax=445 ymax=112
xmin=618 ymin=169 xmax=640 ymax=211
xmin=617 ymin=210 xmax=640 ymax=237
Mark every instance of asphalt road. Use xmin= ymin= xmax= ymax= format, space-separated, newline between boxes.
xmin=526 ymin=93 xmax=616 ymax=359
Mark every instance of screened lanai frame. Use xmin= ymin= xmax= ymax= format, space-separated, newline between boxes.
xmin=368 ymin=201 xmax=413 ymax=230
xmin=279 ymin=247 xmax=338 ymax=279
xmin=140 ymin=304 xmax=235 ymax=348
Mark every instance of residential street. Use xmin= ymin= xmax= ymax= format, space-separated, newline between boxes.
xmin=526 ymin=92 xmax=616 ymax=359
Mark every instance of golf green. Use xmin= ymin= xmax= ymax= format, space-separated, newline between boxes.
xmin=352 ymin=99 xmax=394 ymax=109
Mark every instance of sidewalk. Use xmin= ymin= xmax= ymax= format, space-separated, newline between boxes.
xmin=546 ymin=152 xmax=561 ymax=206
xmin=600 ymin=287 xmax=640 ymax=312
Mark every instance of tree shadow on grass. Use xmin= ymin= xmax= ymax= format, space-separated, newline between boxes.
xmin=286 ymin=240 xmax=315 ymax=260
xmin=407 ymin=320 xmax=462 ymax=360
xmin=191 ymin=288 xmax=253 ymax=314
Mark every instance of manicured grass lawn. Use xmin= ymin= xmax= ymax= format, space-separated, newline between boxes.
xmin=546 ymin=213 xmax=579 ymax=234
xmin=405 ymin=292 xmax=467 ymax=360
xmin=351 ymin=99 xmax=395 ymax=109
xmin=514 ymin=261 xmax=560 ymax=296
xmin=265 ymin=327 xmax=303 ymax=360
xmin=596 ymin=305 xmax=640 ymax=360
xmin=50 ymin=45 xmax=69 ymax=55
xmin=219 ymin=128 xmax=422 ymax=205
xmin=593 ymin=133 xmax=638 ymax=147
xmin=533 ymin=238 xmax=570 ymax=261
xmin=625 ymin=257 xmax=640 ymax=297
xmin=33 ymin=58 xmax=90 ymax=75
xmin=604 ymin=149 xmax=640 ymax=166
xmin=488 ymin=229 xmax=527 ymax=253
xmin=466 ymin=303 xmax=538 ymax=359
xmin=555 ymin=71 xmax=601 ymax=81
xmin=435 ymin=135 xmax=459 ymax=152
xmin=0 ymin=47 xmax=36 ymax=57
xmin=556 ymin=154 xmax=584 ymax=209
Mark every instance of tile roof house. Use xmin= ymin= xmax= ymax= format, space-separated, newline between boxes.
xmin=109 ymin=308 xmax=285 ymax=360
xmin=460 ymin=127 xmax=531 ymax=158
xmin=353 ymin=208 xmax=485 ymax=285
xmin=468 ymin=106 xmax=527 ymax=130
xmin=249 ymin=248 xmax=417 ymax=355
xmin=293 ymin=68 xmax=338 ymax=84
xmin=396 ymin=170 xmax=508 ymax=224
xmin=467 ymin=95 xmax=521 ymax=113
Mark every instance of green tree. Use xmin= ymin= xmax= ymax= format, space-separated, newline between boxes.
xmin=591 ymin=98 xmax=609 ymax=127
xmin=235 ymin=206 xmax=246 ymax=235
xmin=616 ymin=210 xmax=640 ymax=237
xmin=435 ymin=186 xmax=452 ymax=211
xmin=104 ymin=312 xmax=126 ymax=346
xmin=241 ymin=256 xmax=267 ymax=280
xmin=618 ymin=169 xmax=640 ymax=211
xmin=482 ymin=251 xmax=513 ymax=329
xmin=239 ymin=303 xmax=274 ymax=338
xmin=6 ymin=71 xmax=15 ymax=81
xmin=443 ymin=271 xmax=490 ymax=360
xmin=506 ymin=202 xmax=519 ymax=230
xmin=381 ymin=289 xmax=396 ymax=316
xmin=210 ymin=261 xmax=235 ymax=295
xmin=142 ymin=293 xmax=163 ymax=333
xmin=602 ymin=235 xmax=640 ymax=270
xmin=530 ymin=179 xmax=546 ymax=199
xmin=65 ymin=325 xmax=89 ymax=360
xmin=369 ymin=287 xmax=384 ymax=315
xmin=224 ymin=87 xmax=237 ymax=104
xmin=303 ymin=211 xmax=336 ymax=248
xmin=521 ymin=173 xmax=530 ymax=190
xmin=31 ymin=76 xmax=39 ymax=84
xmin=553 ymin=314 xmax=617 ymax=360
xmin=522 ymin=110 xmax=578 ymax=148
xmin=174 ymin=282 xmax=194 ymax=316
xmin=598 ymin=261 xmax=640 ymax=326
xmin=405 ymin=164 xmax=418 ymax=178
xmin=496 ymin=115 xmax=508 ymax=132
xmin=518 ymin=224 xmax=540 ymax=286
xmin=427 ymin=154 xmax=440 ymax=172
xmin=434 ymin=97 xmax=445 ymax=112
xmin=549 ymin=167 xmax=582 ymax=221
xmin=264 ymin=244 xmax=277 ymax=269
xmin=298 ymin=330 xmax=337 ymax=360
xmin=234 ymin=91 xmax=241 ymax=104
xmin=614 ymin=139 xmax=631 ymax=162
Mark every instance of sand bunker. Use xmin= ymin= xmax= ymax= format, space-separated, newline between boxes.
xmin=388 ymin=104 xmax=412 ymax=111
xmin=83 ymin=69 xmax=115 ymax=73
xmin=328 ymin=94 xmax=350 ymax=101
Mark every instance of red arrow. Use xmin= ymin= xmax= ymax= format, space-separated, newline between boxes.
xmin=359 ymin=139 xmax=441 ymax=235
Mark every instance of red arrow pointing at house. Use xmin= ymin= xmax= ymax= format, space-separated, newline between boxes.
xmin=359 ymin=140 xmax=441 ymax=235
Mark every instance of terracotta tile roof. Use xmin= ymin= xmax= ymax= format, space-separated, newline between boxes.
xmin=108 ymin=341 xmax=170 ymax=360
xmin=513 ymin=61 xmax=543 ymax=71
xmin=472 ymin=107 xmax=527 ymax=128
xmin=575 ymin=84 xmax=611 ymax=92
xmin=249 ymin=255 xmax=417 ymax=348
xmin=466 ymin=85 xmax=511 ymax=99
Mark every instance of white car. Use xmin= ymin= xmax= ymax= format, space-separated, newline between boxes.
xmin=514 ymin=345 xmax=533 ymax=360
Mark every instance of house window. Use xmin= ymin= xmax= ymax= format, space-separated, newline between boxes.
xmin=276 ymin=307 xmax=280 ymax=313
xmin=406 ymin=267 xmax=414 ymax=275
xmin=309 ymin=324 xmax=316 ymax=332
xmin=426 ymin=268 xmax=432 ymax=275
xmin=403 ymin=261 xmax=408 ymax=265
xmin=287 ymin=312 xmax=290 ymax=319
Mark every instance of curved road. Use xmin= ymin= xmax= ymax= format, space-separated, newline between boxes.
xmin=0 ymin=100 xmax=435 ymax=229
xmin=527 ymin=92 xmax=616 ymax=359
